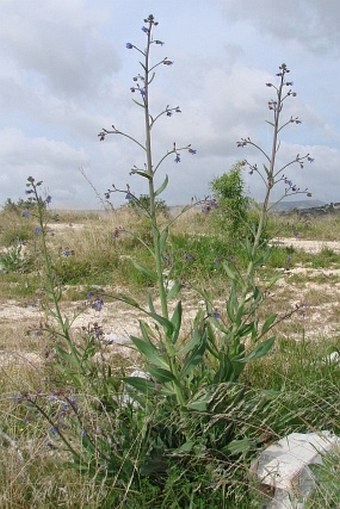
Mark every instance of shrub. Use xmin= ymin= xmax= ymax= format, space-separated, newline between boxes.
xmin=210 ymin=161 xmax=250 ymax=239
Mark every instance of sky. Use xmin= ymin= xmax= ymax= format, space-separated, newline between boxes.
xmin=0 ymin=0 xmax=339 ymax=209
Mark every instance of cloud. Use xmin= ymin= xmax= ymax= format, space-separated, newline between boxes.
xmin=217 ymin=0 xmax=340 ymax=56
xmin=0 ymin=0 xmax=121 ymax=99
xmin=0 ymin=128 xmax=88 ymax=206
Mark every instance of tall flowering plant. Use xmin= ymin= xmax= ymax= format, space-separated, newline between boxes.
xmin=99 ymin=21 xmax=313 ymax=411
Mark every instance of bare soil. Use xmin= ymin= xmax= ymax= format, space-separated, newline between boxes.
xmin=1 ymin=227 xmax=339 ymax=368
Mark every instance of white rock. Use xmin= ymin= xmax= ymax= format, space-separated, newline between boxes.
xmin=252 ymin=431 xmax=340 ymax=508
xmin=102 ymin=332 xmax=131 ymax=345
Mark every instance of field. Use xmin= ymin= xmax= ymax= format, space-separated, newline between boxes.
xmin=0 ymin=205 xmax=339 ymax=508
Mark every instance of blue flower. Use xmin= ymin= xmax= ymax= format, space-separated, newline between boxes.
xmin=49 ymin=426 xmax=59 ymax=436
xmin=188 ymin=148 xmax=197 ymax=155
xmin=211 ymin=311 xmax=221 ymax=319
xmin=125 ymin=192 xmax=134 ymax=201
xmin=22 ymin=210 xmax=31 ymax=219
xmin=45 ymin=195 xmax=52 ymax=205
xmin=92 ymin=298 xmax=104 ymax=312
xmin=126 ymin=42 xmax=133 ymax=49
xmin=34 ymin=226 xmax=42 ymax=234
xmin=174 ymin=154 xmax=181 ymax=163
xmin=141 ymin=26 xmax=149 ymax=34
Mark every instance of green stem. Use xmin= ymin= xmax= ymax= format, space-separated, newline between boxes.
xmin=230 ymin=69 xmax=285 ymax=346
xmin=143 ymin=21 xmax=185 ymax=407
xmin=33 ymin=185 xmax=82 ymax=368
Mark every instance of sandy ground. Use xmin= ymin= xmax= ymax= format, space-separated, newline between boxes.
xmin=1 ymin=228 xmax=339 ymax=368
xmin=272 ymin=237 xmax=340 ymax=254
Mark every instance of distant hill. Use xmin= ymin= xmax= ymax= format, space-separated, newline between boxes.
xmin=273 ymin=200 xmax=340 ymax=216
xmin=271 ymin=200 xmax=325 ymax=212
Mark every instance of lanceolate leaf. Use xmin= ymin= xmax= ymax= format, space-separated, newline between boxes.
xmin=261 ymin=314 xmax=277 ymax=335
xmin=155 ymin=174 xmax=169 ymax=197
xmin=123 ymin=376 xmax=155 ymax=395
xmin=132 ymin=98 xmax=145 ymax=108
xmin=149 ymin=311 xmax=174 ymax=335
xmin=180 ymin=330 xmax=207 ymax=378
xmin=147 ymin=365 xmax=177 ymax=383
xmin=159 ymin=227 xmax=168 ymax=253
xmin=238 ymin=336 xmax=275 ymax=363
xmin=170 ymin=300 xmax=182 ymax=343
xmin=131 ymin=260 xmax=158 ymax=281
xmin=222 ymin=262 xmax=237 ymax=281
xmin=130 ymin=336 xmax=169 ymax=369
xmin=167 ymin=278 xmax=181 ymax=301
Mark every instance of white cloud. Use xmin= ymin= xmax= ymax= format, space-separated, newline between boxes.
xmin=0 ymin=128 xmax=88 ymax=206
xmin=0 ymin=0 xmax=121 ymax=99
xmin=217 ymin=0 xmax=340 ymax=56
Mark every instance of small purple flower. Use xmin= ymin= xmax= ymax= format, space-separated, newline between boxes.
xmin=141 ymin=26 xmax=149 ymax=34
xmin=188 ymin=148 xmax=197 ymax=155
xmin=211 ymin=311 xmax=221 ymax=320
xmin=92 ymin=298 xmax=104 ymax=312
xmin=62 ymin=248 xmax=75 ymax=257
xmin=174 ymin=154 xmax=181 ymax=163
xmin=125 ymin=192 xmax=134 ymax=201
xmin=22 ymin=210 xmax=31 ymax=219
xmin=34 ymin=226 xmax=42 ymax=234
xmin=45 ymin=195 xmax=52 ymax=205
xmin=69 ymin=396 xmax=77 ymax=407
xmin=293 ymin=231 xmax=300 ymax=238
xmin=126 ymin=42 xmax=133 ymax=49
xmin=184 ymin=252 xmax=195 ymax=263
xmin=49 ymin=426 xmax=59 ymax=436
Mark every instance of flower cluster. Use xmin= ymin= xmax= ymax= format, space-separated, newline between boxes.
xmin=59 ymin=247 xmax=75 ymax=257
xmin=86 ymin=292 xmax=105 ymax=312
xmin=202 ymin=197 xmax=219 ymax=213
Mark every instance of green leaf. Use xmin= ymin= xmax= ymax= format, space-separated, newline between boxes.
xmin=147 ymin=366 xmax=176 ymax=383
xmin=115 ymin=293 xmax=141 ymax=309
xmin=130 ymin=336 xmax=169 ymax=369
xmin=148 ymin=71 xmax=156 ymax=85
xmin=170 ymin=441 xmax=194 ymax=454
xmin=133 ymin=170 xmax=151 ymax=180
xmin=123 ymin=376 xmax=155 ymax=395
xmin=131 ymin=260 xmax=158 ymax=281
xmin=238 ymin=336 xmax=275 ymax=363
xmin=139 ymin=320 xmax=154 ymax=342
xmin=222 ymin=262 xmax=237 ymax=280
xmin=238 ymin=322 xmax=256 ymax=338
xmin=187 ymin=396 xmax=209 ymax=412
xmin=159 ymin=227 xmax=168 ymax=253
xmin=55 ymin=346 xmax=80 ymax=367
xmin=167 ymin=278 xmax=181 ymax=301
xmin=148 ymin=293 xmax=156 ymax=314
xmin=268 ymin=270 xmax=284 ymax=287
xmin=226 ymin=286 xmax=238 ymax=322
xmin=149 ymin=312 xmax=174 ymax=336
xmin=155 ymin=174 xmax=169 ymax=197
xmin=177 ymin=329 xmax=201 ymax=356
xmin=132 ymin=98 xmax=145 ymax=108
xmin=181 ymin=330 xmax=207 ymax=378
xmin=225 ymin=438 xmax=255 ymax=456
xmin=170 ymin=301 xmax=182 ymax=343
xmin=261 ymin=314 xmax=277 ymax=335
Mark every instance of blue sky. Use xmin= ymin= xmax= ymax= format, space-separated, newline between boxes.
xmin=1 ymin=0 xmax=339 ymax=208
